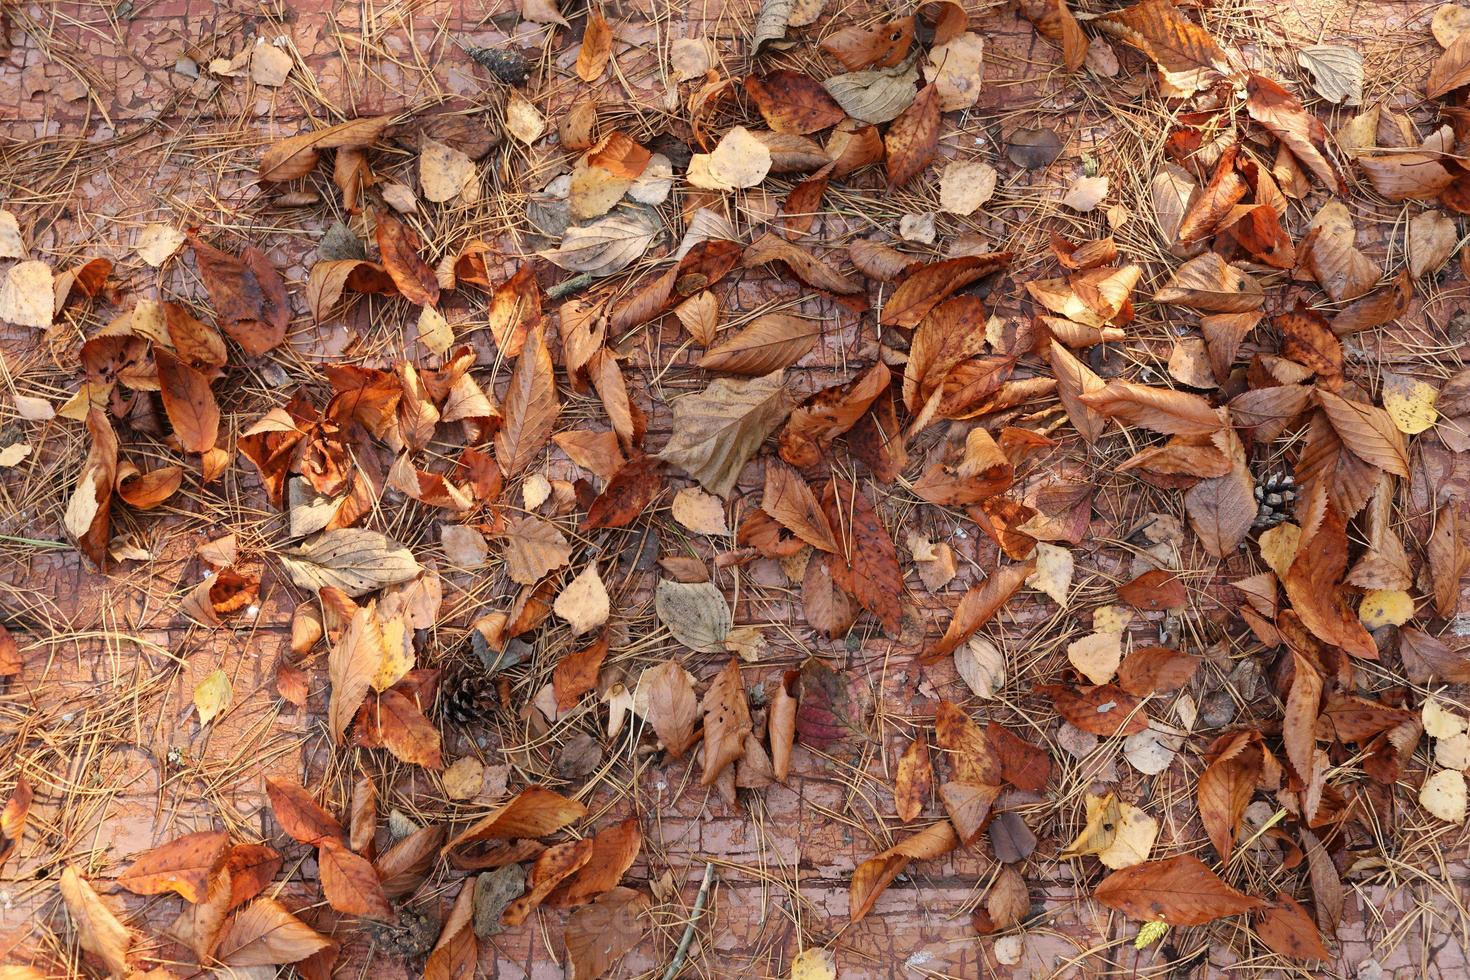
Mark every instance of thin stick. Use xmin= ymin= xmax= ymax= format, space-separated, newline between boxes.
xmin=662 ymin=862 xmax=716 ymax=980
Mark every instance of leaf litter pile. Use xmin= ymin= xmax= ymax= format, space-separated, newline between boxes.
xmin=6 ymin=0 xmax=1470 ymax=976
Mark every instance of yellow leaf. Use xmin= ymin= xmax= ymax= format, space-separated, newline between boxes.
xmin=1061 ymin=793 xmax=1158 ymax=869
xmin=555 ymin=565 xmax=610 ymax=635
xmin=1025 ymin=542 xmax=1073 ymax=605
xmin=1358 ymin=588 xmax=1414 ymax=630
xmin=505 ymin=89 xmax=545 ymax=145
xmin=1421 ymin=769 xmax=1467 ymax=823
xmin=193 ymin=669 xmax=232 ymax=726
xmin=1258 ymin=522 xmax=1301 ymax=579
xmin=372 ymin=614 xmax=415 ymax=692
xmin=1381 ymin=371 xmax=1438 ymax=435
xmin=791 ymin=947 xmax=838 ymax=980
xmin=1423 ymin=697 xmax=1467 ymax=739
xmin=1093 ymin=604 xmax=1133 ymax=633
xmin=1067 ymin=631 xmax=1122 ymax=686
xmin=671 ymin=486 xmax=730 ymax=536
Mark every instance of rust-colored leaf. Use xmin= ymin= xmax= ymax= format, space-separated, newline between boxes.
xmin=895 ymin=736 xmax=932 ymax=823
xmin=701 ymin=658 xmax=753 ymax=786
xmin=1284 ymin=504 xmax=1378 ymax=660
xmin=265 ymin=777 xmax=345 ymax=847
xmin=496 ymin=324 xmax=560 ymax=477
xmin=1094 ymin=854 xmax=1266 ymax=925
xmin=577 ymin=8 xmax=613 ymax=82
xmin=154 ymin=349 xmax=220 ymax=455
xmin=1256 ymin=892 xmax=1333 ymax=962
xmin=822 ymin=478 xmax=905 ymax=636
xmin=502 ymin=838 xmax=595 ymax=926
xmin=546 ymin=817 xmax=641 ymax=908
xmin=583 ymin=452 xmax=665 ymax=529
xmin=923 ymin=561 xmax=1033 ymax=662
xmin=746 ymin=70 xmax=846 ymax=135
xmin=374 ymin=213 xmax=440 ymax=307
xmin=881 ymin=253 xmax=1013 ymax=329
xmin=1038 ymin=683 xmax=1150 ymax=736
xmin=318 ymin=837 xmax=393 ymax=919
xmin=850 ymin=821 xmax=956 ymax=922
xmin=1117 ymin=569 xmax=1187 ymax=611
xmin=118 ymin=830 xmax=231 ymax=903
xmin=188 ymin=235 xmax=290 ymax=355
xmin=885 ymin=84 xmax=940 ymax=188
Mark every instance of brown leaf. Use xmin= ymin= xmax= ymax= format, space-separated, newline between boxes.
xmin=895 ymin=736 xmax=932 ymax=822
xmin=1284 ymin=652 xmax=1323 ymax=785
xmin=328 ymin=602 xmax=385 ymax=744
xmin=746 ymin=70 xmax=846 ymax=134
xmin=1153 ymin=251 xmax=1265 ymax=312
xmin=64 ymin=408 xmax=118 ymax=569
xmin=1356 ymin=152 xmax=1455 ymax=201
xmin=424 ymin=878 xmax=476 ymax=979
xmin=885 ymin=84 xmax=940 ymax=188
xmin=374 ymin=824 xmax=446 ymax=898
xmin=850 ymin=821 xmax=957 ymax=923
xmin=583 ymin=452 xmax=665 ymax=529
xmin=1080 ymin=380 xmax=1223 ymax=436
xmin=986 ymin=722 xmax=1052 ymax=792
xmin=1316 ymin=389 xmax=1408 ymax=477
xmin=640 ymin=659 xmax=700 ymax=757
xmin=1177 ymin=144 xmax=1247 ymax=242
xmin=489 ymin=265 xmax=542 ymax=358
xmin=904 ymin=295 xmax=991 ymax=414
xmin=258 ymin=114 xmax=391 ymax=182
xmin=779 ymin=361 xmax=891 ymax=467
xmin=1184 ymin=458 xmax=1255 ymax=558
xmin=935 ymin=700 xmax=1001 ymax=786
xmin=216 ymin=898 xmax=331 ymax=967
xmin=266 ymin=776 xmax=345 ymax=846
xmin=1245 ymin=74 xmax=1345 ymax=193
xmin=563 ymin=887 xmax=650 ymax=979
xmin=1429 ymin=504 xmax=1470 ymax=618
xmin=1050 ymin=342 xmax=1107 ymax=443
xmin=1284 ymin=504 xmax=1377 ymax=660
xmin=822 ymin=478 xmax=905 ymax=635
xmin=118 ymin=830 xmax=230 ymax=903
xmin=880 ymin=253 xmax=1012 ymax=328
xmin=699 ymin=313 xmax=820 ymax=374
xmin=60 ymin=865 xmax=133 ymax=975
xmin=554 ymin=632 xmax=610 ymax=711
xmin=924 ymin=562 xmax=1032 ymax=661
xmin=1095 ymin=0 xmax=1226 ymax=85
xmin=502 ymin=839 xmax=595 ymax=926
xmin=1428 ymin=31 xmax=1470 ymax=98
xmin=546 ymin=817 xmax=641 ymax=908
xmin=802 ymin=555 xmax=859 ymax=637
xmin=769 ymin=671 xmax=799 ymax=782
xmin=1115 ymin=646 xmax=1200 ymax=695
xmin=154 ymin=349 xmax=220 ymax=455
xmin=0 ymin=775 xmax=32 ymax=872
xmin=1256 ymin=892 xmax=1333 ymax=961
xmin=188 ymin=235 xmax=290 ymax=355
xmin=1117 ymin=570 xmax=1187 ymax=611
xmin=1019 ymin=0 xmax=1088 ymax=71
xmin=1198 ymin=730 xmax=1262 ymax=861
xmin=576 ymin=8 xmax=613 ymax=82
xmin=821 ymin=15 xmax=914 ymax=70
xmin=502 ymin=516 xmax=573 ymax=585
xmin=496 ymin=324 xmax=560 ymax=477
xmin=742 ymin=233 xmax=863 ymax=295
xmin=357 ymin=688 xmax=443 ymax=769
xmin=1300 ymin=202 xmax=1380 ymax=302
xmin=446 ymin=786 xmax=585 ymax=855
xmin=764 ymin=460 xmax=838 ymax=552
xmin=943 ymin=781 xmax=1001 ymax=847
xmin=780 ymin=164 xmax=833 ymax=240
xmin=226 ymin=844 xmax=282 ymax=909
xmin=305 ymin=259 xmax=397 ymax=322
xmin=1039 ymin=683 xmax=1150 ymax=736
xmin=1094 ymin=854 xmax=1266 ymax=925
xmin=1332 ymin=269 xmax=1412 ymax=336
xmin=374 ymin=213 xmax=439 ymax=307
xmin=1278 ymin=305 xmax=1342 ymax=385
xmin=701 ymin=658 xmax=753 ymax=786
xmin=318 ymin=837 xmax=393 ymax=919
xmin=659 ymin=372 xmax=793 ymax=497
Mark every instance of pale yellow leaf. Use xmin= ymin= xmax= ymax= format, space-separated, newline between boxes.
xmin=671 ymin=486 xmax=730 ymax=536
xmin=1421 ymin=769 xmax=1467 ymax=823
xmin=1067 ymin=631 xmax=1122 ymax=686
xmin=193 ymin=668 xmax=232 ymax=726
xmin=555 ymin=565 xmax=610 ymax=635
xmin=1025 ymin=542 xmax=1073 ymax=606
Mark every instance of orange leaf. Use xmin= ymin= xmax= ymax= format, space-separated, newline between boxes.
xmin=1197 ymin=730 xmax=1262 ymax=861
xmin=318 ymin=837 xmax=393 ymax=919
xmin=553 ymin=632 xmax=610 ymax=710
xmin=701 ymin=658 xmax=753 ymax=786
xmin=884 ymin=84 xmax=940 ymax=188
xmin=880 ymin=255 xmax=1012 ymax=329
xmin=502 ymin=839 xmax=595 ymax=926
xmin=357 ymin=688 xmax=443 ymax=769
xmin=934 ymin=700 xmax=1001 ymax=786
xmin=1079 ymin=380 xmax=1224 ymax=436
xmin=1094 ymin=854 xmax=1266 ymax=925
xmin=895 ymin=736 xmax=933 ymax=823
xmin=576 ymin=8 xmax=613 ymax=82
xmin=1255 ymin=892 xmax=1333 ymax=961
xmin=445 ymin=786 xmax=586 ymax=851
xmin=265 ymin=777 xmax=345 ymax=847
xmin=763 ymin=460 xmax=838 ymax=552
xmin=822 ymin=478 xmax=905 ymax=636
xmin=489 ymin=264 xmax=542 ymax=359
xmin=546 ymin=817 xmax=642 ymax=908
xmin=215 ymin=898 xmax=331 ymax=967
xmin=1428 ymin=32 xmax=1470 ymax=98
xmin=424 ymin=878 xmax=476 ymax=980
xmin=1245 ymin=74 xmax=1345 ymax=193
xmin=821 ymin=15 xmax=914 ymax=70
xmin=496 ymin=324 xmax=560 ymax=477
xmin=745 ymin=70 xmax=846 ymax=135
xmin=850 ymin=821 xmax=957 ymax=922
xmin=1038 ymin=683 xmax=1150 ymax=736
xmin=582 ymin=452 xmax=665 ymax=529
xmin=923 ymin=561 xmax=1033 ymax=661
xmin=1115 ymin=646 xmax=1200 ymax=696
xmin=699 ymin=313 xmax=821 ymax=375
xmin=1117 ymin=570 xmax=1187 ymax=611
xmin=155 ymin=349 xmax=220 ymax=455
xmin=118 ymin=830 xmax=231 ymax=903
xmin=374 ymin=213 xmax=440 ymax=307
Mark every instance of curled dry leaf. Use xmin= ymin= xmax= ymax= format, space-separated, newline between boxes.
xmin=850 ymin=821 xmax=957 ymax=922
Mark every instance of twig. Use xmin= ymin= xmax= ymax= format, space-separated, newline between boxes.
xmin=0 ymin=534 xmax=70 ymax=550
xmin=547 ymin=272 xmax=597 ymax=301
xmin=661 ymin=862 xmax=716 ymax=980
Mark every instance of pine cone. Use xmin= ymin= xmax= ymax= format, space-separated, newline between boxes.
xmin=454 ymin=39 xmax=531 ymax=85
xmin=1252 ymin=471 xmax=1297 ymax=530
xmin=440 ymin=665 xmax=496 ymax=724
